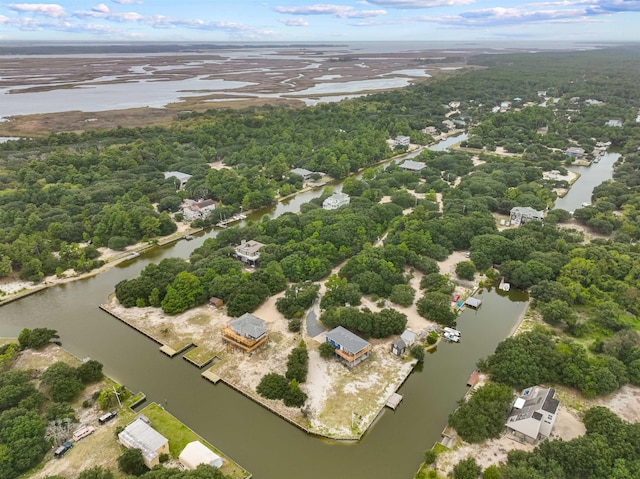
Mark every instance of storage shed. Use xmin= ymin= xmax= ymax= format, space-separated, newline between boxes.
xmin=391 ymin=339 xmax=406 ymax=356
xmin=179 ymin=441 xmax=223 ymax=470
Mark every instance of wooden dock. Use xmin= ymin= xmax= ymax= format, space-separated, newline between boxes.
xmin=202 ymin=370 xmax=221 ymax=384
xmin=386 ymin=393 xmax=403 ymax=410
xmin=159 ymin=345 xmax=177 ymax=357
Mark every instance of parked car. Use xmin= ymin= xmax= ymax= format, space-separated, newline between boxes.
xmin=98 ymin=411 xmax=118 ymax=424
xmin=54 ymin=441 xmax=73 ymax=459
xmin=72 ymin=425 xmax=95 ymax=441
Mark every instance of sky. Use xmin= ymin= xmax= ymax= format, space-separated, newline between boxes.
xmin=0 ymin=0 xmax=639 ymax=42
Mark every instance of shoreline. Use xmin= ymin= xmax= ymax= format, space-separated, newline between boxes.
xmin=99 ymin=298 xmax=417 ymax=441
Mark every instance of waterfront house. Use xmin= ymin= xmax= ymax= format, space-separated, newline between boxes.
xmin=448 ymin=100 xmax=461 ymax=109
xmin=565 ymin=146 xmax=585 ymax=159
xmin=391 ymin=339 xmax=406 ymax=356
xmin=234 ymin=239 xmax=265 ymax=266
xmin=222 ymin=313 xmax=269 ymax=353
xmin=163 ymin=171 xmax=192 ymax=190
xmin=290 ymin=167 xmax=317 ymax=181
xmin=510 ymin=206 xmax=544 ymax=226
xmin=506 ymin=386 xmax=559 ymax=445
xmin=118 ymin=416 xmax=169 ymax=469
xmin=394 ymin=135 xmax=411 ymax=148
xmin=322 ymin=192 xmax=350 ymax=210
xmin=605 ymin=119 xmax=623 ymax=127
xmin=182 ymin=199 xmax=216 ymax=221
xmin=421 ymin=126 xmax=438 ymax=136
xmin=500 ymin=101 xmax=512 ymax=110
xmin=399 ymin=159 xmax=426 ymax=172
xmin=325 ymin=326 xmax=372 ymax=368
xmin=179 ymin=441 xmax=223 ymax=470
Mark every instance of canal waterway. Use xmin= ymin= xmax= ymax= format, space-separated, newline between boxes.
xmin=0 ymin=132 xmax=527 ymax=479
xmin=554 ymin=152 xmax=620 ymax=212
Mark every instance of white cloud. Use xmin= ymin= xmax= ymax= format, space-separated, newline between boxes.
xmin=113 ymin=0 xmax=142 ymax=4
xmin=8 ymin=3 xmax=66 ymax=18
xmin=365 ymin=0 xmax=475 ymax=7
xmin=279 ymin=17 xmax=309 ymax=26
xmin=275 ymin=3 xmax=386 ymax=18
xmin=92 ymin=4 xmax=110 ymax=13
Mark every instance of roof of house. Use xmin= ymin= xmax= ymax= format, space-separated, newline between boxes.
xmin=235 ymin=240 xmax=265 ymax=255
xmin=179 ymin=441 xmax=222 ymax=470
xmin=291 ymin=167 xmax=315 ymax=177
xmin=401 ymin=329 xmax=417 ymax=343
xmin=566 ymin=146 xmax=585 ymax=154
xmin=163 ymin=171 xmax=192 ymax=181
xmin=118 ymin=418 xmax=167 ymax=460
xmin=196 ymin=199 xmax=216 ymax=208
xmin=392 ymin=339 xmax=406 ymax=349
xmin=229 ymin=313 xmax=267 ymax=339
xmin=326 ymin=326 xmax=371 ymax=355
xmin=511 ymin=206 xmax=544 ymax=216
xmin=506 ymin=386 xmax=559 ymax=437
xmin=400 ymin=160 xmax=426 ymax=171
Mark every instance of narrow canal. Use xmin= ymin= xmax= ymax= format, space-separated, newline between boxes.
xmin=555 ymin=152 xmax=620 ymax=212
xmin=0 ymin=132 xmax=529 ymax=479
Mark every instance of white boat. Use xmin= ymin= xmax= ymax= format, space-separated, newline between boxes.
xmin=443 ymin=327 xmax=461 ymax=337
xmin=444 ymin=332 xmax=460 ymax=342
xmin=581 ymin=202 xmax=591 ymax=207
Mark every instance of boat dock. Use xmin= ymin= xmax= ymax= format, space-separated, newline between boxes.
xmin=202 ymin=370 xmax=221 ymax=384
xmin=386 ymin=393 xmax=403 ymax=410
xmin=216 ymin=214 xmax=247 ymax=229
xmin=466 ymin=370 xmax=480 ymax=387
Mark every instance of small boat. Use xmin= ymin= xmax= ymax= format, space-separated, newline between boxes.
xmin=444 ymin=327 xmax=461 ymax=337
xmin=444 ymin=332 xmax=460 ymax=342
xmin=581 ymin=202 xmax=591 ymax=207
xmin=183 ymin=234 xmax=194 ymax=240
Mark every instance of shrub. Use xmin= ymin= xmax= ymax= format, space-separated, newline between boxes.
xmin=256 ymin=373 xmax=288 ymax=400
xmin=455 ymin=261 xmax=476 ymax=281
xmin=319 ymin=342 xmax=336 ymax=359
xmin=411 ymin=345 xmax=425 ymax=362
xmin=426 ymin=330 xmax=439 ymax=345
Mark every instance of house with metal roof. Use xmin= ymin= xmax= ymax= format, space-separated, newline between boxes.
xmin=163 ymin=171 xmax=192 ymax=190
xmin=290 ymin=168 xmax=318 ymax=181
xmin=234 ymin=239 xmax=266 ymax=266
xmin=400 ymin=329 xmax=417 ymax=347
xmin=325 ymin=326 xmax=372 ymax=368
xmin=118 ymin=416 xmax=169 ymax=468
xmin=222 ymin=313 xmax=269 ymax=353
xmin=565 ymin=146 xmax=585 ymax=159
xmin=464 ymin=297 xmax=482 ymax=309
xmin=510 ymin=206 xmax=544 ymax=227
xmin=394 ymin=135 xmax=411 ymax=148
xmin=322 ymin=192 xmax=350 ymax=210
xmin=506 ymin=386 xmax=560 ymax=445
xmin=399 ymin=160 xmax=426 ymax=172
xmin=391 ymin=339 xmax=406 ymax=356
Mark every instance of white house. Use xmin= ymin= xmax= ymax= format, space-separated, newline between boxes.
xmin=500 ymin=101 xmax=512 ymax=110
xmin=323 ymin=192 xmax=350 ymax=210
xmin=448 ymin=100 xmax=461 ymax=109
xmin=394 ymin=136 xmax=411 ymax=148
xmin=182 ymin=199 xmax=216 ymax=221
xmin=118 ymin=417 xmax=169 ymax=469
xmin=163 ymin=171 xmax=192 ymax=190
xmin=234 ymin=239 xmax=265 ymax=266
xmin=506 ymin=386 xmax=559 ymax=445
xmin=510 ymin=206 xmax=544 ymax=226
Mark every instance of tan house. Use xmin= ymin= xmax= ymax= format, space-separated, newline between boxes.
xmin=222 ymin=313 xmax=269 ymax=353
xmin=118 ymin=416 xmax=169 ymax=468
xmin=182 ymin=199 xmax=216 ymax=221
xmin=234 ymin=240 xmax=266 ymax=266
xmin=506 ymin=386 xmax=559 ymax=445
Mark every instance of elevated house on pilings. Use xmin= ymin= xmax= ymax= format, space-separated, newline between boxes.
xmin=222 ymin=313 xmax=269 ymax=353
xmin=325 ymin=326 xmax=372 ymax=368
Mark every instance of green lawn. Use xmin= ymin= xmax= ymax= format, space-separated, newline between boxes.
xmin=139 ymin=403 xmax=250 ymax=478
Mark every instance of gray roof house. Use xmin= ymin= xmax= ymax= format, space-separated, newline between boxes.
xmin=510 ymin=206 xmax=544 ymax=227
xmin=391 ymin=339 xmax=406 ymax=356
xmin=400 ymin=329 xmax=417 ymax=347
xmin=223 ymin=313 xmax=269 ymax=353
xmin=322 ymin=192 xmax=350 ymax=210
xmin=118 ymin=417 xmax=169 ymax=468
xmin=399 ymin=160 xmax=426 ymax=172
xmin=565 ymin=146 xmax=585 ymax=158
xmin=290 ymin=168 xmax=317 ymax=181
xmin=506 ymin=386 xmax=560 ymax=444
xmin=163 ymin=171 xmax=192 ymax=190
xmin=234 ymin=240 xmax=265 ymax=266
xmin=326 ymin=326 xmax=372 ymax=368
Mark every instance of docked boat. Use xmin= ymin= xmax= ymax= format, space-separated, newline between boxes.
xmin=183 ymin=234 xmax=194 ymax=240
xmin=444 ymin=332 xmax=460 ymax=342
xmin=443 ymin=327 xmax=461 ymax=337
